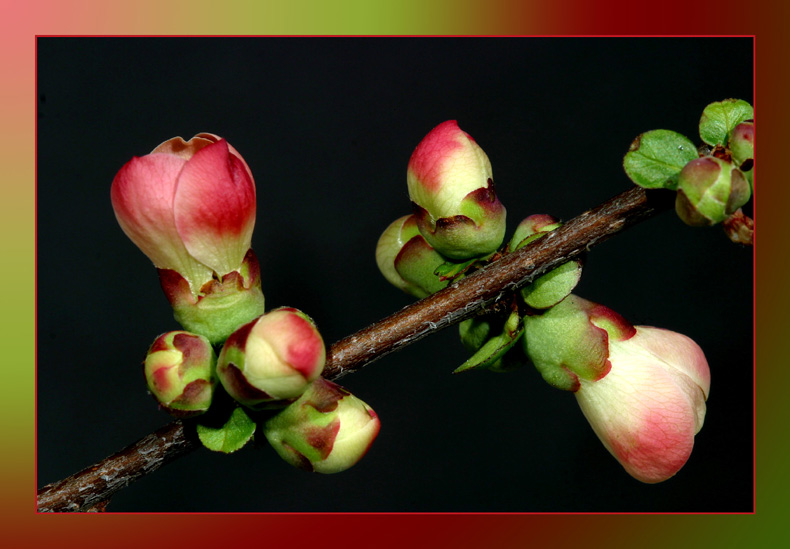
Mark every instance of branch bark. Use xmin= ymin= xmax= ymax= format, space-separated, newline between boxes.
xmin=36 ymin=185 xmax=674 ymax=512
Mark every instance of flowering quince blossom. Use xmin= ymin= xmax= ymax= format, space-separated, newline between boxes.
xmin=574 ymin=325 xmax=711 ymax=484
xmin=407 ymin=120 xmax=506 ymax=260
xmin=523 ymin=295 xmax=711 ymax=483
xmin=111 ymin=133 xmax=265 ymax=343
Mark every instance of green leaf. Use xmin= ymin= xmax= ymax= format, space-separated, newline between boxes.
xmin=196 ymin=406 xmax=256 ymax=453
xmin=454 ymin=310 xmax=523 ymax=373
xmin=623 ymin=129 xmax=698 ymax=190
xmin=434 ymin=257 xmax=479 ymax=282
xmin=521 ymin=259 xmax=583 ymax=309
xmin=699 ymin=99 xmax=753 ymax=147
xmin=459 ymin=317 xmax=493 ymax=353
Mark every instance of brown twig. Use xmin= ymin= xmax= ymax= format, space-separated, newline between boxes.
xmin=36 ymin=186 xmax=673 ymax=512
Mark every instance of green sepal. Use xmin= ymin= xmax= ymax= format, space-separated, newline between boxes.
xmin=521 ymin=259 xmax=583 ymax=310
xmin=454 ymin=310 xmax=523 ymax=373
xmin=623 ymin=129 xmax=699 ymax=190
xmin=196 ymin=406 xmax=257 ymax=453
xmin=394 ymin=235 xmax=450 ymax=298
xmin=522 ymin=295 xmax=610 ymax=391
xmin=699 ymin=99 xmax=753 ymax=147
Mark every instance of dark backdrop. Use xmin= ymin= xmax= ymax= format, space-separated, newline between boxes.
xmin=37 ymin=37 xmax=753 ymax=512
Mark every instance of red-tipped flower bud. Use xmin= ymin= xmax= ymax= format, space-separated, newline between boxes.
xmin=524 ymin=294 xmax=711 ymax=483
xmin=729 ymin=121 xmax=753 ymax=168
xmin=264 ymin=378 xmax=381 ymax=474
xmin=407 ymin=121 xmax=506 ymax=260
xmin=729 ymin=121 xmax=754 ymax=190
xmin=216 ymin=308 xmax=325 ymax=409
xmin=144 ymin=331 xmax=217 ymax=417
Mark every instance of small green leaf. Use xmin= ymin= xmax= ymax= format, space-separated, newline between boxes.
xmin=434 ymin=257 xmax=479 ymax=282
xmin=196 ymin=406 xmax=256 ymax=453
xmin=521 ymin=259 xmax=583 ymax=309
xmin=511 ymin=232 xmax=545 ymax=252
xmin=623 ymin=129 xmax=698 ymax=190
xmin=459 ymin=317 xmax=493 ymax=353
xmin=699 ymin=99 xmax=753 ymax=147
xmin=454 ymin=311 xmax=523 ymax=373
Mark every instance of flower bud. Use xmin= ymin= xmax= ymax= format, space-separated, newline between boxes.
xmin=143 ymin=331 xmax=217 ymax=417
xmin=375 ymin=215 xmax=450 ymax=298
xmin=216 ymin=308 xmax=325 ymax=409
xmin=507 ymin=214 xmax=561 ymax=252
xmin=574 ymin=326 xmax=710 ymax=483
xmin=729 ymin=121 xmax=753 ymax=167
xmin=264 ymin=378 xmax=381 ymax=474
xmin=407 ymin=121 xmax=506 ymax=260
xmin=525 ymin=294 xmax=711 ymax=483
xmin=112 ymin=134 xmax=264 ymax=343
xmin=675 ymin=156 xmax=751 ymax=226
xmin=729 ymin=121 xmax=754 ymax=190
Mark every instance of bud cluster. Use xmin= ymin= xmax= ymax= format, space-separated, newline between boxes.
xmin=376 ymin=121 xmax=507 ymax=299
xmin=375 ymin=118 xmax=717 ymax=484
xmin=677 ymin=101 xmax=753 ymax=237
xmin=621 ymin=99 xmax=754 ymax=241
xmin=114 ymin=134 xmax=380 ymax=473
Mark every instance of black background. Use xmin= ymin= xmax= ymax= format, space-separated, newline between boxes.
xmin=37 ymin=37 xmax=753 ymax=512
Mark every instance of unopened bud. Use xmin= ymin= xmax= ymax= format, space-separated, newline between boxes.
xmin=675 ymin=156 xmax=751 ymax=226
xmin=729 ymin=121 xmax=754 ymax=190
xmin=264 ymin=378 xmax=381 ymax=474
xmin=729 ymin=121 xmax=753 ymax=167
xmin=144 ymin=331 xmax=217 ymax=417
xmin=407 ymin=121 xmax=506 ymax=260
xmin=216 ymin=308 xmax=325 ymax=409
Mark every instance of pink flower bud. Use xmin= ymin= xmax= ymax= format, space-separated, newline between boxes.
xmin=407 ymin=121 xmax=506 ymax=260
xmin=112 ymin=134 xmax=265 ymax=343
xmin=143 ymin=331 xmax=217 ymax=417
xmin=264 ymin=378 xmax=381 ymax=474
xmin=111 ymin=133 xmax=256 ymax=294
xmin=523 ymin=295 xmax=710 ymax=482
xmin=574 ymin=325 xmax=710 ymax=483
xmin=216 ymin=308 xmax=326 ymax=409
